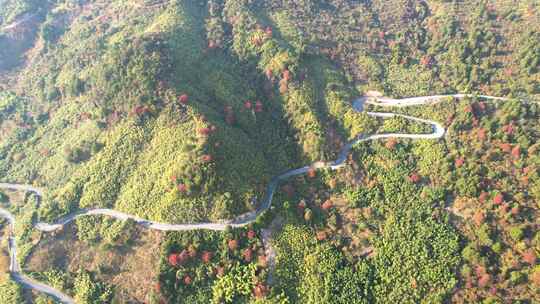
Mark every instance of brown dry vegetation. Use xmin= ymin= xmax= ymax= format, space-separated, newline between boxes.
xmin=25 ymin=223 xmax=162 ymax=303
xmin=332 ymin=196 xmax=374 ymax=259
xmin=0 ymin=242 xmax=10 ymax=284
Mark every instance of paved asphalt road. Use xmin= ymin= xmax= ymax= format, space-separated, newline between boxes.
xmin=0 ymin=93 xmax=511 ymax=302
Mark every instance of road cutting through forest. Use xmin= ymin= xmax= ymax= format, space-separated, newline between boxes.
xmin=0 ymin=93 xmax=512 ymax=303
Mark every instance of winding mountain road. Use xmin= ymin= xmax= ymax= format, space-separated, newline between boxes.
xmin=359 ymin=93 xmax=509 ymax=108
xmin=1 ymin=197 xmax=76 ymax=304
xmin=0 ymin=93 xmax=512 ymax=303
xmin=1 ymin=13 xmax=35 ymax=32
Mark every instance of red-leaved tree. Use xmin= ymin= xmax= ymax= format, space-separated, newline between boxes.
xmin=385 ymin=138 xmax=397 ymax=150
xmin=198 ymin=128 xmax=211 ymax=136
xmin=177 ymin=184 xmax=188 ymax=193
xmin=168 ymin=254 xmax=179 ymax=266
xmin=478 ymin=273 xmax=491 ymax=288
xmin=316 ymin=231 xmax=327 ymax=241
xmin=493 ymin=193 xmax=504 ymax=205
xmin=201 ymin=251 xmax=213 ymax=264
xmin=228 ymin=239 xmax=238 ymax=250
xmin=179 ymin=94 xmax=189 ymax=105
xmin=282 ymin=69 xmax=291 ymax=81
xmin=243 ymin=248 xmax=253 ymax=262
xmin=511 ymin=145 xmax=521 ymax=159
xmin=201 ymin=154 xmax=213 ymax=163
xmin=321 ymin=199 xmax=333 ymax=210
xmin=253 ymin=283 xmax=269 ymax=298
xmin=255 ymin=101 xmax=263 ymax=113
xmin=247 ymin=230 xmax=256 ymax=239
xmin=522 ymin=249 xmax=537 ymax=265
xmin=409 ymin=173 xmax=421 ymax=183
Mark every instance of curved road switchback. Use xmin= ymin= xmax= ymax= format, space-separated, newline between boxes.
xmin=361 ymin=93 xmax=509 ymax=107
xmin=0 ymin=93 xmax=512 ymax=302
xmin=1 ymin=206 xmax=76 ymax=304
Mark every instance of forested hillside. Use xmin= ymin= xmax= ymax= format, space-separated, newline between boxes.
xmin=0 ymin=0 xmax=538 ymax=303
xmin=0 ymin=0 xmax=368 ymax=228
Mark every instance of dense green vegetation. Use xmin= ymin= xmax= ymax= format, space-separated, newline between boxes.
xmin=158 ymin=228 xmax=272 ymax=303
xmin=263 ymin=0 xmax=540 ymax=98
xmin=0 ymin=279 xmax=23 ymax=303
xmin=391 ymin=98 xmax=540 ymax=302
xmin=0 ymin=0 xmax=366 ymax=230
xmin=273 ymin=225 xmax=374 ymax=303
xmin=0 ymin=0 xmax=538 ymax=303
xmin=157 ymin=98 xmax=539 ymax=304
xmin=266 ymin=131 xmax=462 ymax=303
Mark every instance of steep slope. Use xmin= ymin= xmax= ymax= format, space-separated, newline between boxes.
xmin=0 ymin=0 xmax=364 ymax=226
xmin=260 ymin=0 xmax=540 ymax=99
xmin=0 ymin=1 xmax=538 ymax=303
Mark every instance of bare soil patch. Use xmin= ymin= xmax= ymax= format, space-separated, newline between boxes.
xmin=25 ymin=223 xmax=163 ymax=303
